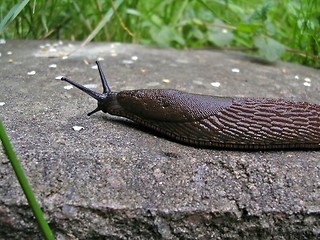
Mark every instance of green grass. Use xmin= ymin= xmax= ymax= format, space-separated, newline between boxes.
xmin=1 ymin=0 xmax=319 ymax=66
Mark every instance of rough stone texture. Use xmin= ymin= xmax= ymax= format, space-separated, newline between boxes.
xmin=0 ymin=40 xmax=320 ymax=239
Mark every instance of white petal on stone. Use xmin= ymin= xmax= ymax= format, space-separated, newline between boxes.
xmin=55 ymin=76 xmax=64 ymax=80
xmin=231 ymin=68 xmax=240 ymax=73
xmin=64 ymin=85 xmax=73 ymax=90
xmin=123 ymin=60 xmax=134 ymax=64
xmin=210 ymin=82 xmax=221 ymax=87
xmin=72 ymin=126 xmax=84 ymax=131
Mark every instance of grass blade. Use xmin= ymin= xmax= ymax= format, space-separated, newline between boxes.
xmin=0 ymin=0 xmax=31 ymax=33
xmin=81 ymin=0 xmax=124 ymax=47
xmin=0 ymin=120 xmax=54 ymax=240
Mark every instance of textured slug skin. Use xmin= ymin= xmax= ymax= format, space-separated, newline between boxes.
xmin=106 ymin=89 xmax=320 ymax=150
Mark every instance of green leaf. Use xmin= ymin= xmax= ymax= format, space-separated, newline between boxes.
xmin=254 ymin=35 xmax=286 ymax=61
xmin=150 ymin=25 xmax=185 ymax=47
xmin=208 ymin=28 xmax=233 ymax=47
xmin=265 ymin=19 xmax=275 ymax=36
xmin=150 ymin=14 xmax=163 ymax=27
xmin=191 ymin=27 xmax=204 ymax=40
xmin=249 ymin=2 xmax=272 ymax=22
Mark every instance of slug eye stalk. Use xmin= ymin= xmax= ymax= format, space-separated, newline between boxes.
xmin=61 ymin=61 xmax=111 ymax=99
xmin=61 ymin=61 xmax=113 ymax=116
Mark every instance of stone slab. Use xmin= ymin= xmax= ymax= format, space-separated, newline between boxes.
xmin=0 ymin=40 xmax=319 ymax=239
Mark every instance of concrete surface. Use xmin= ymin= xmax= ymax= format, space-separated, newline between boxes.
xmin=0 ymin=40 xmax=320 ymax=239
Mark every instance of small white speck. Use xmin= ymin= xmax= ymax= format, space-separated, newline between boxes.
xmin=83 ymin=59 xmax=89 ymax=65
xmin=58 ymin=40 xmax=63 ymax=45
xmin=122 ymin=60 xmax=134 ymax=64
xmin=62 ymin=56 xmax=68 ymax=60
xmin=0 ymin=52 xmax=2 ymax=57
xmin=231 ymin=68 xmax=240 ymax=73
xmin=176 ymin=59 xmax=189 ymax=64
xmin=211 ymin=82 xmax=221 ymax=87
xmin=27 ymin=71 xmax=36 ymax=75
xmin=294 ymin=75 xmax=299 ymax=80
xmin=222 ymin=29 xmax=228 ymax=33
xmin=97 ymin=57 xmax=104 ymax=61
xmin=110 ymin=49 xmax=118 ymax=57
xmin=131 ymin=56 xmax=138 ymax=61
xmin=48 ymin=48 xmax=57 ymax=52
xmin=55 ymin=76 xmax=64 ymax=80
xmin=0 ymin=102 xmax=5 ymax=106
xmin=192 ymin=80 xmax=204 ymax=85
xmin=72 ymin=126 xmax=84 ymax=131
xmin=49 ymin=64 xmax=57 ymax=68
xmin=303 ymin=82 xmax=311 ymax=87
xmin=0 ymin=39 xmax=6 ymax=44
xmin=64 ymin=85 xmax=73 ymax=90
xmin=162 ymin=79 xmax=171 ymax=83
xmin=68 ymin=43 xmax=74 ymax=48
xmin=91 ymin=65 xmax=98 ymax=69
xmin=83 ymin=83 xmax=98 ymax=89
xmin=7 ymin=51 xmax=12 ymax=55
xmin=304 ymin=77 xmax=311 ymax=82
xmin=146 ymin=82 xmax=160 ymax=87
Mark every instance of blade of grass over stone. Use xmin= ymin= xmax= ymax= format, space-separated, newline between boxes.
xmin=0 ymin=120 xmax=54 ymax=240
xmin=0 ymin=0 xmax=30 ymax=33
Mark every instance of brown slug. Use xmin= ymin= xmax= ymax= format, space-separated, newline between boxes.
xmin=61 ymin=61 xmax=320 ymax=150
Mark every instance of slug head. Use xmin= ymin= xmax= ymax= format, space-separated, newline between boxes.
xmin=61 ymin=61 xmax=114 ymax=116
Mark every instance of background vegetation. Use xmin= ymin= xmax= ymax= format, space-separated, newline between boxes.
xmin=0 ymin=0 xmax=319 ymax=67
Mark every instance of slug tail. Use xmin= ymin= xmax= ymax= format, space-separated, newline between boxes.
xmin=96 ymin=61 xmax=111 ymax=93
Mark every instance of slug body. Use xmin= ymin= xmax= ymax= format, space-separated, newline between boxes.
xmin=61 ymin=61 xmax=320 ymax=150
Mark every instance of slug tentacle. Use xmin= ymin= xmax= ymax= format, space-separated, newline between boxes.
xmin=60 ymin=61 xmax=320 ymax=150
xmin=96 ymin=61 xmax=111 ymax=93
xmin=61 ymin=76 xmax=104 ymax=101
xmin=61 ymin=61 xmax=118 ymax=116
